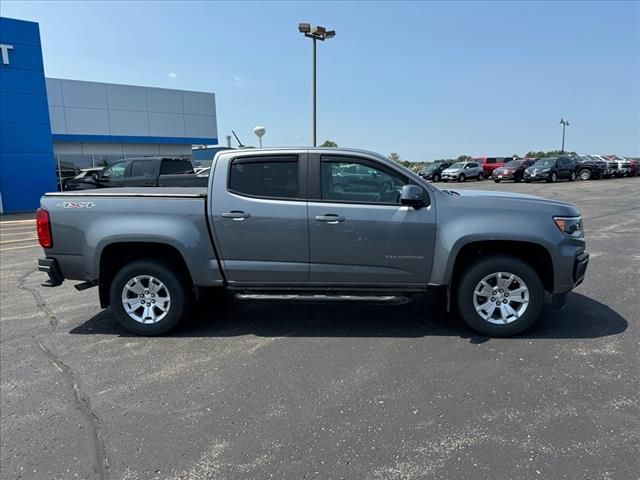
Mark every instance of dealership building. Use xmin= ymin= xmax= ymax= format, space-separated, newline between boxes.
xmin=0 ymin=16 xmax=218 ymax=213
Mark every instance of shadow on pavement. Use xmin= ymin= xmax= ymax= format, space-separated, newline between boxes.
xmin=69 ymin=292 xmax=627 ymax=342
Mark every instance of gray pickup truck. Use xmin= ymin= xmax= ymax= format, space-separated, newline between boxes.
xmin=36 ymin=147 xmax=589 ymax=337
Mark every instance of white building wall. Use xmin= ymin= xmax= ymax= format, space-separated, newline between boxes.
xmin=45 ymin=78 xmax=217 ymax=141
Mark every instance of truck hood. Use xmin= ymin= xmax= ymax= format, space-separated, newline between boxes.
xmin=440 ymin=188 xmax=580 ymax=215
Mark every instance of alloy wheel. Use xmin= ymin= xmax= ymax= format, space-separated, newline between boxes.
xmin=472 ymin=272 xmax=529 ymax=324
xmin=121 ymin=275 xmax=171 ymax=324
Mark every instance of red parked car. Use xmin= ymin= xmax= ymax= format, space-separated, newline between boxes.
xmin=473 ymin=157 xmax=509 ymax=178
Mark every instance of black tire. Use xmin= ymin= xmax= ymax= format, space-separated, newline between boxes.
xmin=578 ymin=168 xmax=592 ymax=181
xmin=433 ymin=174 xmax=440 ymax=182
xmin=458 ymin=173 xmax=466 ymax=182
xmin=477 ymin=174 xmax=483 ymax=181
xmin=455 ymin=255 xmax=544 ymax=337
xmin=525 ymin=179 xmax=532 ymax=183
xmin=547 ymin=172 xmax=557 ymax=183
xmin=494 ymin=179 xmax=500 ymax=183
xmin=514 ymin=174 xmax=522 ymax=183
xmin=569 ymin=171 xmax=576 ymax=182
xmin=109 ymin=259 xmax=192 ymax=335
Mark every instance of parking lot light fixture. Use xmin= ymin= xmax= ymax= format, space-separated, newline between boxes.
xmin=298 ymin=22 xmax=336 ymax=147
xmin=560 ymin=118 xmax=570 ymax=153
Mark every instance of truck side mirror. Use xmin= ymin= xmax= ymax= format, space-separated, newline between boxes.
xmin=400 ymin=185 xmax=427 ymax=209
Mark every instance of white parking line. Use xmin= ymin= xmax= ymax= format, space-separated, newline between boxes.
xmin=0 ymin=231 xmax=39 ymax=237
xmin=0 ymin=237 xmax=38 ymax=244
xmin=0 ymin=244 xmax=40 ymax=252
xmin=0 ymin=219 xmax=35 ymax=225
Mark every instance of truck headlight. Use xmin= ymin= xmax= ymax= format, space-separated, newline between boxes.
xmin=554 ymin=216 xmax=583 ymax=237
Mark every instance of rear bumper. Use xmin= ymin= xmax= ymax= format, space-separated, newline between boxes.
xmin=37 ymin=257 xmax=64 ymax=287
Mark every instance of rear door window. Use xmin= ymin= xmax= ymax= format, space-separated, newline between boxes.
xmin=228 ymin=155 xmax=299 ymax=199
xmin=130 ymin=160 xmax=156 ymax=178
xmin=160 ymin=159 xmax=193 ymax=174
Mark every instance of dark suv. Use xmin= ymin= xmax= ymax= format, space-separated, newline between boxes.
xmin=574 ymin=156 xmax=607 ymax=181
xmin=418 ymin=162 xmax=452 ymax=182
xmin=524 ymin=157 xmax=576 ymax=183
xmin=492 ymin=158 xmax=536 ymax=183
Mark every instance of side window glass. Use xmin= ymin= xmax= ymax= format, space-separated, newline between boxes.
xmin=228 ymin=156 xmax=298 ymax=199
xmin=130 ymin=160 xmax=155 ymax=177
xmin=160 ymin=160 xmax=193 ymax=175
xmin=102 ymin=161 xmax=126 ymax=179
xmin=321 ymin=156 xmax=408 ymax=204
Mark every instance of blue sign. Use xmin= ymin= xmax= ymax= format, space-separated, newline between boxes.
xmin=0 ymin=17 xmax=56 ymax=213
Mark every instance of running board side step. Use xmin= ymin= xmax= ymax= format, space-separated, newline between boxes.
xmin=234 ymin=293 xmax=409 ymax=304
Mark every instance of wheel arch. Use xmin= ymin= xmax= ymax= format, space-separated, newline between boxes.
xmin=447 ymin=240 xmax=554 ymax=308
xmin=98 ymin=242 xmax=193 ymax=308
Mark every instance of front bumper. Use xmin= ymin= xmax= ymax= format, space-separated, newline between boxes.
xmin=38 ymin=258 xmax=64 ymax=287
xmin=573 ymin=251 xmax=589 ymax=287
xmin=524 ymin=172 xmax=550 ymax=181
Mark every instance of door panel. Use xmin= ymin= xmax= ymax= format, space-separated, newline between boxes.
xmin=126 ymin=159 xmax=157 ymax=186
xmin=308 ymin=154 xmax=436 ymax=285
xmin=209 ymin=154 xmax=309 ymax=283
xmin=308 ymin=202 xmax=436 ymax=284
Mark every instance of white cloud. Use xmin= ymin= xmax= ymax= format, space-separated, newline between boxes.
xmin=233 ymin=75 xmax=241 ymax=85
xmin=168 ymin=72 xmax=177 ymax=79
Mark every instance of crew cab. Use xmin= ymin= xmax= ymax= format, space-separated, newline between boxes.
xmin=36 ymin=148 xmax=589 ymax=337
xmin=77 ymin=157 xmax=208 ymax=189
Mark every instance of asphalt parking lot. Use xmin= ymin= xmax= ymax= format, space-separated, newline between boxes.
xmin=1 ymin=177 xmax=638 ymax=480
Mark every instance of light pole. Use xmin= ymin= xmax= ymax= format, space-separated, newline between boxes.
xmin=298 ymin=23 xmax=335 ymax=147
xmin=560 ymin=118 xmax=570 ymax=153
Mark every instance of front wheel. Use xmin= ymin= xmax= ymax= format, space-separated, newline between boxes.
xmin=109 ymin=260 xmax=192 ymax=335
xmin=433 ymin=174 xmax=440 ymax=182
xmin=494 ymin=179 xmax=500 ymax=183
xmin=578 ymin=168 xmax=592 ymax=181
xmin=458 ymin=174 xmax=466 ymax=182
xmin=477 ymin=174 xmax=483 ymax=181
xmin=455 ymin=255 xmax=544 ymax=337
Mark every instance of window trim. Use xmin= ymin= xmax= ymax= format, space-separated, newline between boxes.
xmin=309 ymin=153 xmax=425 ymax=207
xmin=226 ymin=154 xmax=304 ymax=201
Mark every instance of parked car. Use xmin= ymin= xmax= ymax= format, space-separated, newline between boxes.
xmin=64 ymin=167 xmax=105 ymax=191
xmin=524 ymin=157 xmax=576 ymax=183
xmin=55 ymin=161 xmax=80 ymax=191
xmin=81 ymin=157 xmax=208 ymax=189
xmin=574 ymin=156 xmax=607 ymax=181
xmin=627 ymin=158 xmax=638 ymax=177
xmin=604 ymin=155 xmax=632 ymax=177
xmin=331 ymin=163 xmax=403 ymax=193
xmin=492 ymin=159 xmax=536 ymax=183
xmin=473 ymin=157 xmax=508 ymax=178
xmin=37 ymin=147 xmax=589 ymax=338
xmin=441 ymin=162 xmax=484 ymax=182
xmin=418 ymin=162 xmax=452 ymax=182
xmin=588 ymin=155 xmax=618 ymax=178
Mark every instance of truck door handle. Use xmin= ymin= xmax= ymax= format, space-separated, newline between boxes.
xmin=222 ymin=211 xmax=251 ymax=220
xmin=315 ymin=214 xmax=345 ymax=224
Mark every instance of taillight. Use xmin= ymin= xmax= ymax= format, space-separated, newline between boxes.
xmin=36 ymin=208 xmax=52 ymax=248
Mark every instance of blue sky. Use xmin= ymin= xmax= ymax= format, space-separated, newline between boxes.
xmin=3 ymin=0 xmax=639 ymax=160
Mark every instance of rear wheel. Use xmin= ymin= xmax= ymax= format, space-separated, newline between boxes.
xmin=455 ymin=255 xmax=544 ymax=337
xmin=578 ymin=168 xmax=592 ymax=181
xmin=109 ymin=260 xmax=192 ymax=335
xmin=494 ymin=179 xmax=500 ymax=183
xmin=569 ymin=171 xmax=576 ymax=182
xmin=514 ymin=174 xmax=522 ymax=183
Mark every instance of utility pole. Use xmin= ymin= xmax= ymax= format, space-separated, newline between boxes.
xmin=560 ymin=118 xmax=570 ymax=153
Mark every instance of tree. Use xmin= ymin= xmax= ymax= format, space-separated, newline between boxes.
xmin=456 ymin=155 xmax=471 ymax=162
xmin=388 ymin=152 xmax=401 ymax=163
xmin=320 ymin=140 xmax=338 ymax=147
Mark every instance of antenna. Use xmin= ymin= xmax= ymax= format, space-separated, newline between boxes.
xmin=231 ymin=130 xmax=244 ymax=147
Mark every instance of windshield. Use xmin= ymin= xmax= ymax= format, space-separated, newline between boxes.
xmin=533 ymin=158 xmax=555 ymax=168
xmin=504 ymin=160 xmax=523 ymax=168
xmin=449 ymin=163 xmax=465 ymax=169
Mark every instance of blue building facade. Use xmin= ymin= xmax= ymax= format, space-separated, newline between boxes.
xmin=0 ymin=16 xmax=218 ymax=213
xmin=0 ymin=17 xmax=56 ymax=213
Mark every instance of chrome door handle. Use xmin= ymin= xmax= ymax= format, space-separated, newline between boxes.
xmin=221 ymin=211 xmax=251 ymax=220
xmin=315 ymin=214 xmax=345 ymax=224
